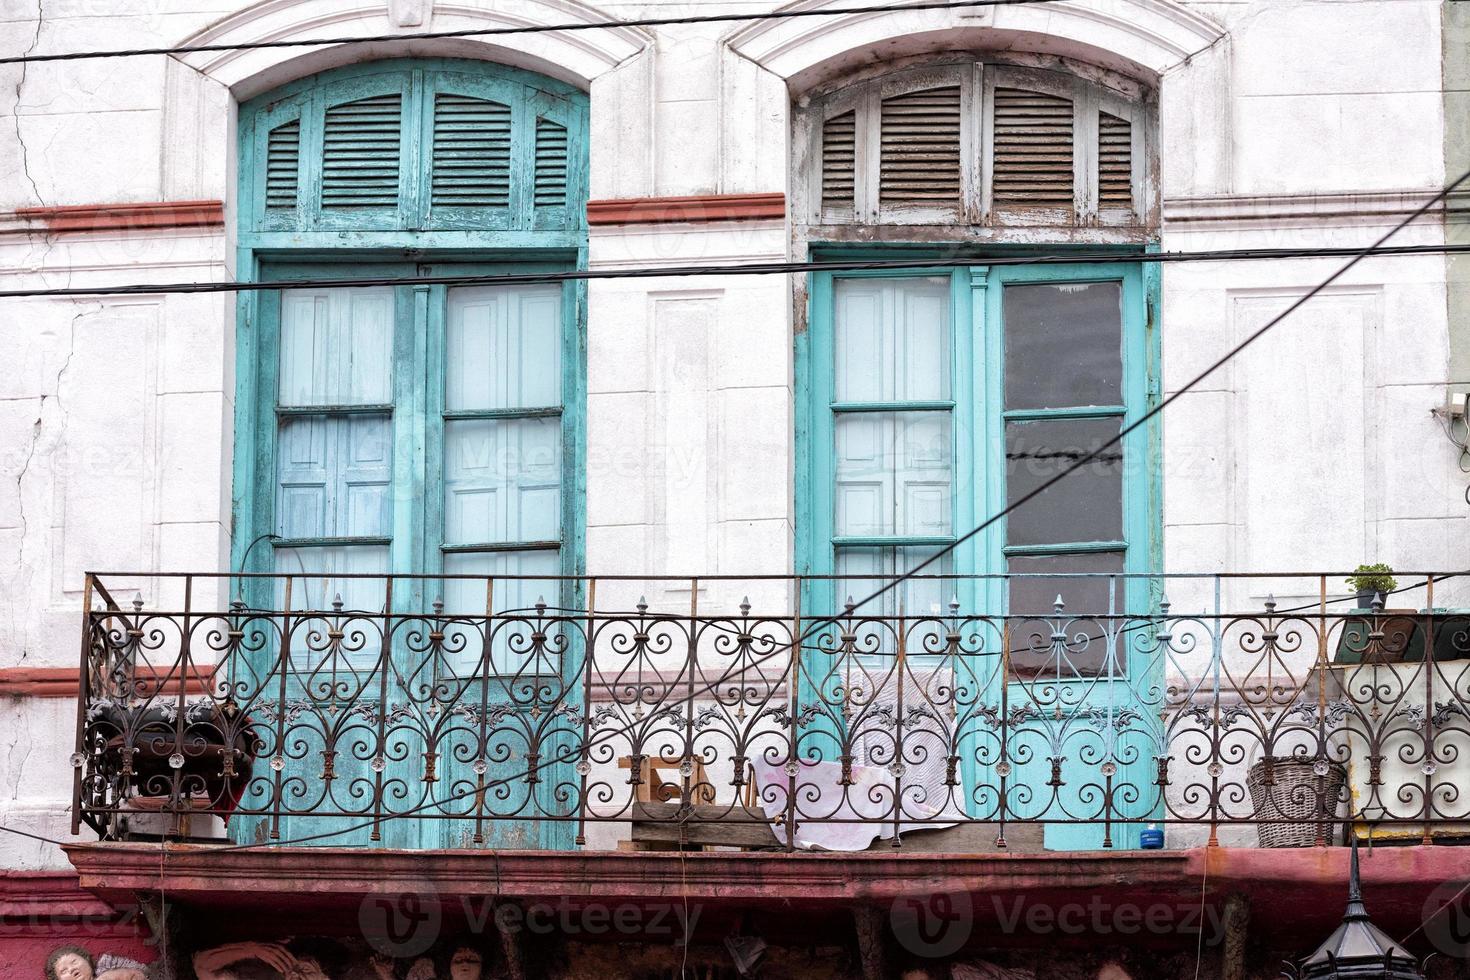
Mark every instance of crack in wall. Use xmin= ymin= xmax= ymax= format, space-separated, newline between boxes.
xmin=3 ymin=705 xmax=32 ymax=802
xmin=11 ymin=0 xmax=44 ymax=208
xmin=8 ymin=302 xmax=92 ymax=666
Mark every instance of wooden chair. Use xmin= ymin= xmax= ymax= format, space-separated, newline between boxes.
xmin=616 ymin=756 xmax=776 ymax=851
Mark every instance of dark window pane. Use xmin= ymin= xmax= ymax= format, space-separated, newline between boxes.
xmin=1007 ymin=551 xmax=1125 ymax=678
xmin=1005 ymin=417 xmax=1123 ymax=546
xmin=1003 ymin=281 xmax=1122 ymax=410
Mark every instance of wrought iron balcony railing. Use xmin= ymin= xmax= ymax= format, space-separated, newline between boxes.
xmin=71 ymin=571 xmax=1470 ymax=851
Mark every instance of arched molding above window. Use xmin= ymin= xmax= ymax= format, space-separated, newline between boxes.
xmin=179 ymin=0 xmax=651 ymax=97
xmin=793 ymin=58 xmax=1157 ymax=236
xmin=725 ymin=0 xmax=1221 ymax=89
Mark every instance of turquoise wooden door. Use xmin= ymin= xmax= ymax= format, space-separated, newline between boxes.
xmin=232 ymin=265 xmax=582 ymax=850
xmin=797 ymin=259 xmax=1159 ymax=850
xmin=981 ymin=263 xmax=1161 ymax=850
xmin=428 ymin=278 xmax=580 ymax=850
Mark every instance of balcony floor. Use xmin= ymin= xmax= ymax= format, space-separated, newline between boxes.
xmin=62 ymin=842 xmax=1470 ymax=950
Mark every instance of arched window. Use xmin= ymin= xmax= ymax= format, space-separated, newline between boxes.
xmin=231 ymin=60 xmax=588 ymax=851
xmin=793 ymin=58 xmax=1162 ymax=850
xmin=240 ymin=59 xmax=587 ymax=235
xmin=793 ymin=60 xmax=1153 ymax=231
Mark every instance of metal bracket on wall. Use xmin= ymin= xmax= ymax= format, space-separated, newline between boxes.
xmin=1431 ymin=391 xmax=1470 ymax=505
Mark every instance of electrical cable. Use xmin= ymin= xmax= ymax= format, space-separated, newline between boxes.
xmin=3 ymin=243 xmax=1468 ymax=301
xmin=35 ymin=168 xmax=1470 ymax=857
xmin=0 ymin=0 xmax=1075 ymax=67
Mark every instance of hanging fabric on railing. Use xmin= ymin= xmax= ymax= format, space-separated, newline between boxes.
xmin=751 ymin=756 xmax=958 ymax=851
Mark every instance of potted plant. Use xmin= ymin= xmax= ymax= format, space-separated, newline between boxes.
xmin=1346 ymin=563 xmax=1397 ymax=610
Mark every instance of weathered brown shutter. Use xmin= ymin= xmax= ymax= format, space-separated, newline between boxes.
xmin=879 ymin=86 xmax=962 ymax=207
xmin=265 ymin=119 xmax=300 ymax=210
xmin=534 ymin=117 xmax=569 ymax=208
xmin=430 ymin=93 xmax=512 ymax=209
xmin=320 ymin=94 xmax=403 ymax=208
xmin=1097 ymin=111 xmax=1133 ymax=208
xmin=991 ymin=87 xmax=1074 ymax=208
xmin=821 ymin=109 xmax=857 ymax=211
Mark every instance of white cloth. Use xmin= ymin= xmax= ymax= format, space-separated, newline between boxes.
xmin=752 ymin=756 xmax=958 ymax=851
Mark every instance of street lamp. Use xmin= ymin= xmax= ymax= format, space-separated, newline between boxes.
xmin=1285 ymin=839 xmax=1424 ymax=980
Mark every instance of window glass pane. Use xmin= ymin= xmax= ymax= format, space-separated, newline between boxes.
xmin=1005 ymin=416 xmax=1122 ymax=546
xmin=835 ymin=546 xmax=954 ymax=654
xmin=444 ymin=417 xmax=561 ymax=545
xmin=835 ymin=412 xmax=952 ymax=537
xmin=1003 ymin=281 xmax=1121 ymax=410
xmin=442 ymin=550 xmax=561 ymax=674
xmin=836 ymin=546 xmax=953 ymax=617
xmin=276 ymin=414 xmax=392 ymax=539
xmin=446 ymin=284 xmax=562 ymax=411
xmin=1007 ymin=551 xmax=1124 ymax=678
xmin=278 ymin=287 xmax=393 ymax=406
xmin=272 ymin=544 xmax=389 ymax=672
xmin=834 ymin=277 xmax=950 ymax=403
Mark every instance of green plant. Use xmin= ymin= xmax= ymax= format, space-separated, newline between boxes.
xmin=1346 ymin=563 xmax=1398 ymax=595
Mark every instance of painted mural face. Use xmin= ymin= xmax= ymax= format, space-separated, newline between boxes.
xmin=448 ymin=947 xmax=483 ymax=980
xmin=50 ymin=952 xmax=93 ymax=980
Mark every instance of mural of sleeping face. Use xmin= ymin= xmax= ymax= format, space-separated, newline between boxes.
xmin=46 ymin=948 xmax=94 ymax=980
xmin=45 ymin=946 xmax=151 ymax=980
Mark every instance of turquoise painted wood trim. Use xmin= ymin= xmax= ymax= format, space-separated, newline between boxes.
xmin=831 ymin=536 xmax=957 ymax=548
xmin=796 ymin=248 xmax=1164 ymax=849
xmin=830 ymin=400 xmax=956 ymax=413
xmin=233 ymin=58 xmax=589 ymax=852
xmin=1002 ymin=541 xmax=1129 ymax=556
xmin=1001 ymin=405 xmax=1126 ymax=421
xmin=238 ymin=58 xmax=589 ymax=247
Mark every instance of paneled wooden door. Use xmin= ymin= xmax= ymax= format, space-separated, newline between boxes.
xmin=798 ymin=261 xmax=1161 ymax=851
xmin=231 ymin=262 xmax=582 ymax=850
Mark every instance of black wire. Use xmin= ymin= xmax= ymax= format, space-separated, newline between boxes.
xmin=0 ymin=0 xmax=1067 ymax=67
xmin=3 ymin=243 xmax=1467 ymax=302
xmin=43 ymin=174 xmax=1470 ymax=854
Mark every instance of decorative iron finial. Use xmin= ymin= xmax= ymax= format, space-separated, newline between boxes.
xmin=1289 ymin=836 xmax=1423 ymax=979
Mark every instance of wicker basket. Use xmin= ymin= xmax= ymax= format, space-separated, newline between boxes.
xmin=1246 ymin=756 xmax=1347 ymax=847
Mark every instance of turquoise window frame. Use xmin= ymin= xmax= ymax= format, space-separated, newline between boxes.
xmin=233 ymin=259 xmax=587 ymax=634
xmin=236 ymin=57 xmax=588 ymax=246
xmin=796 ymin=249 xmax=1162 ymax=650
xmin=231 ymin=57 xmax=590 ymax=649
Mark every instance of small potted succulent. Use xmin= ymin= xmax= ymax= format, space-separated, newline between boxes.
xmin=1346 ymin=564 xmax=1397 ymax=610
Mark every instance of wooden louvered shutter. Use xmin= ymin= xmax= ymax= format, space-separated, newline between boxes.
xmin=1097 ymin=111 xmax=1133 ymax=209
xmin=878 ymin=86 xmax=962 ymax=210
xmin=320 ymin=94 xmax=403 ymax=209
xmin=431 ymin=93 xmax=512 ymax=209
xmin=821 ymin=109 xmax=857 ymax=213
xmin=991 ymin=87 xmax=1075 ymax=209
xmin=534 ymin=117 xmax=569 ymax=208
xmin=265 ymin=119 xmax=300 ymax=211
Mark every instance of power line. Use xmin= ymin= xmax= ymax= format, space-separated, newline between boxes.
xmin=0 ymin=0 xmax=1066 ymax=67
xmin=38 ymin=164 xmax=1470 ymax=857
xmin=43 ymin=166 xmax=1470 ymax=855
xmin=830 ymin=166 xmax=1470 ymax=627
xmin=4 ymin=242 xmax=1467 ymax=301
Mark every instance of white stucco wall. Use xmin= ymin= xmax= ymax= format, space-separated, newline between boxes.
xmin=0 ymin=0 xmax=1464 ymax=867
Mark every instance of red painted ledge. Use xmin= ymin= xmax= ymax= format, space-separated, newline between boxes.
xmin=587 ymin=192 xmax=785 ymax=225
xmin=14 ymin=200 xmax=225 ymax=233
xmin=0 ymin=871 xmax=120 ymax=919
xmin=0 ymin=666 xmax=215 ymax=698
xmin=61 ymin=843 xmax=1470 ymax=946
